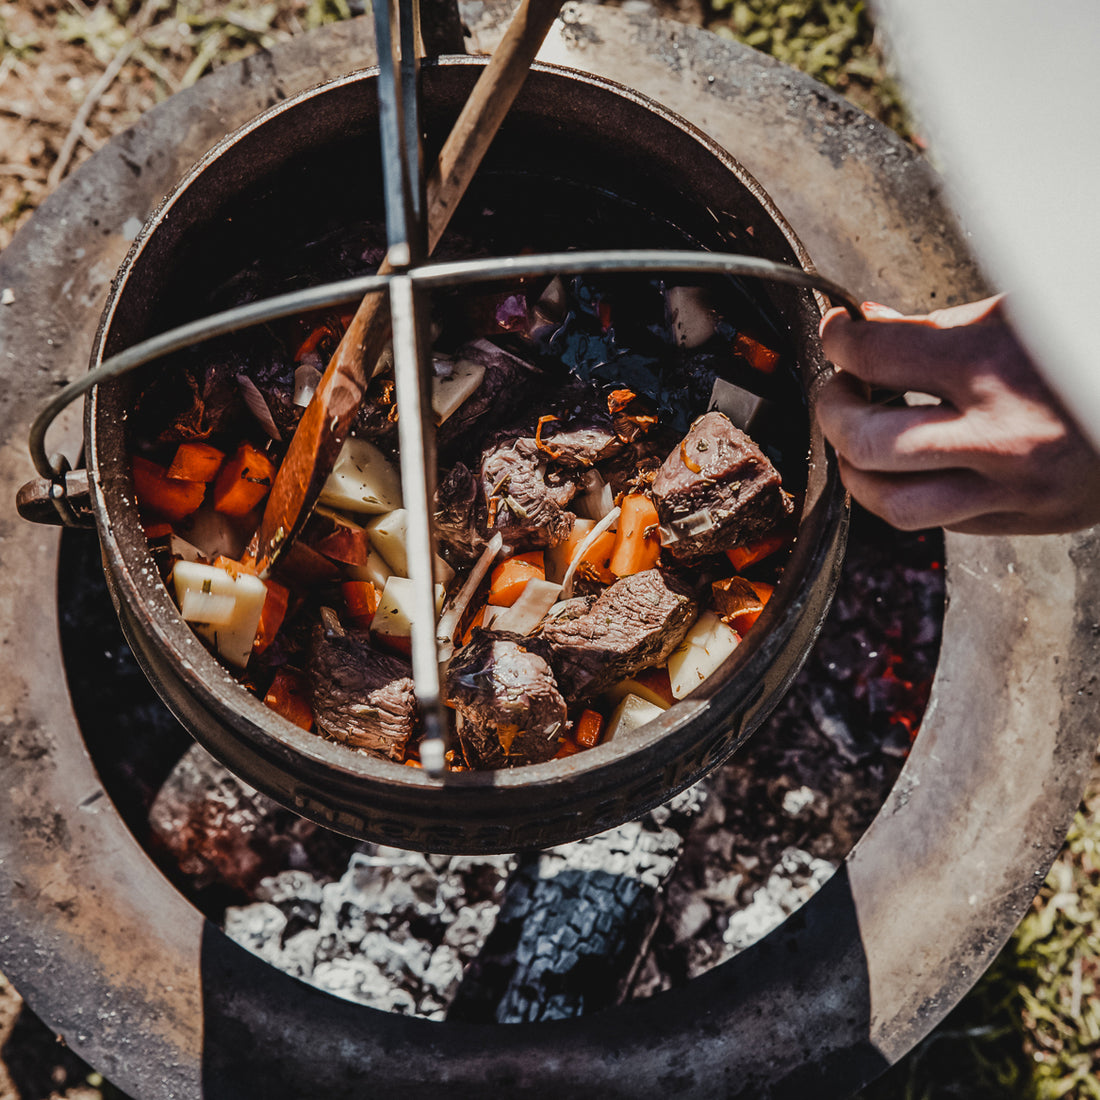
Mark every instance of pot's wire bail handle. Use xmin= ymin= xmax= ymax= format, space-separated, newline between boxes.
xmin=17 ymin=254 xmax=861 ymax=528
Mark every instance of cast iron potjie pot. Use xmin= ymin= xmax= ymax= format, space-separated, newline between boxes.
xmin=86 ymin=58 xmax=848 ymax=854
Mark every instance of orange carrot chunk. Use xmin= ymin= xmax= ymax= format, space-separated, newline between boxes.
xmin=733 ymin=331 xmax=781 ymax=374
xmin=574 ymin=708 xmax=605 ymax=749
xmin=254 ymin=579 xmax=290 ymax=653
xmin=142 ymin=520 xmax=174 ymax=540
xmin=166 ymin=441 xmax=225 ymax=483
xmin=488 ymin=551 xmax=545 ymax=606
xmin=726 ymin=533 xmax=788 ymax=573
xmin=264 ymin=669 xmax=313 ymax=730
xmin=460 ymin=603 xmax=488 ymax=647
xmin=132 ymin=455 xmax=206 ymax=522
xmin=609 ymin=494 xmax=661 ymax=577
xmin=212 ymin=442 xmax=276 ymax=516
xmin=342 ymin=580 xmax=380 ymax=629
xmin=554 ymin=737 xmax=581 ymax=759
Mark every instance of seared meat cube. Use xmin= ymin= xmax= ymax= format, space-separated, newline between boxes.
xmin=434 ymin=462 xmax=486 ymax=564
xmin=446 ymin=632 xmax=568 ymax=769
xmin=651 ymin=411 xmax=792 ymax=563
xmin=437 ymin=339 xmax=543 ymax=452
xmin=308 ymin=625 xmax=416 ymax=761
xmin=601 ymin=437 xmax=668 ymax=497
xmin=535 ymin=569 xmax=697 ymax=701
xmin=536 ymin=387 xmax=624 ymax=468
xmin=482 ymin=436 xmax=576 ymax=549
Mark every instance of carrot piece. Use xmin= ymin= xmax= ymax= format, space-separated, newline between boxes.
xmin=132 ymin=455 xmax=206 ymax=522
xmin=574 ymin=708 xmax=605 ymax=749
xmin=314 ymin=524 xmax=370 ymax=566
xmin=263 ymin=669 xmax=313 ymax=730
xmin=733 ymin=331 xmax=781 ymax=373
xmin=212 ymin=554 xmax=258 ymax=579
xmin=726 ymin=533 xmax=787 ymax=572
xmin=342 ymin=580 xmax=380 ymax=629
xmin=254 ymin=579 xmax=290 ymax=653
xmin=212 ymin=442 xmax=276 ymax=516
xmin=143 ymin=520 xmax=174 ymax=540
xmin=554 ymin=523 xmax=616 ymax=585
xmin=554 ymin=737 xmax=581 ymax=759
xmin=718 ymin=577 xmax=774 ymax=634
xmin=460 ymin=603 xmax=487 ymax=647
xmin=609 ymin=494 xmax=661 ymax=577
xmin=166 ymin=441 xmax=225 ymax=483
xmin=488 ymin=551 xmax=545 ymax=607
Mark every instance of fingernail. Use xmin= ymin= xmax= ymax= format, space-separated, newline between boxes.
xmin=861 ymin=301 xmax=904 ymax=319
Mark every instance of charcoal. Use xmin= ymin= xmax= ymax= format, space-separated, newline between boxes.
xmin=308 ymin=625 xmax=416 ymax=760
xmin=651 ymin=411 xmax=792 ymax=562
xmin=446 ymin=633 xmax=568 ymax=768
xmin=148 ymin=743 xmax=353 ymax=893
xmin=449 ymin=793 xmax=705 ymax=1024
xmin=535 ymin=570 xmax=697 ymax=701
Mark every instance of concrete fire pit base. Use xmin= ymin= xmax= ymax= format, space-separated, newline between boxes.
xmin=2 ymin=5 xmax=1098 ymax=1097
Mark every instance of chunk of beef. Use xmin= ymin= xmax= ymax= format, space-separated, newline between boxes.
xmin=308 ymin=625 xmax=416 ymax=761
xmin=446 ymin=632 xmax=568 ymax=769
xmin=535 ymin=570 xmax=697 ymax=701
xmin=352 ymin=373 xmax=399 ymax=446
xmin=601 ymin=437 xmax=669 ymax=497
xmin=481 ymin=436 xmax=576 ymax=549
xmin=530 ymin=382 xmax=625 ymax=468
xmin=651 ymin=411 xmax=792 ymax=563
xmin=539 ymin=414 xmax=622 ymax=469
xmin=434 ymin=462 xmax=486 ymax=564
xmin=437 ymin=339 xmax=544 ymax=453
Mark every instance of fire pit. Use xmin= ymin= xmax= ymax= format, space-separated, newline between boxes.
xmin=2 ymin=6 xmax=1098 ymax=1097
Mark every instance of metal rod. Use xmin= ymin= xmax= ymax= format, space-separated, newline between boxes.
xmin=390 ymin=272 xmax=447 ymax=773
xmin=27 ymin=251 xmax=860 ymax=483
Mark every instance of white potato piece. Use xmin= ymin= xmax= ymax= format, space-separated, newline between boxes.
xmin=363 ymin=508 xmax=452 ymax=584
xmin=366 ymin=508 xmax=409 ymax=576
xmin=432 ymin=358 xmax=485 ymax=424
xmin=318 ymin=437 xmax=403 ymax=514
xmin=172 ymin=560 xmax=269 ymax=669
xmin=373 ymin=576 xmax=446 ymax=641
xmin=491 ymin=579 xmax=563 ymax=635
xmin=575 ymin=471 xmax=615 ymax=521
xmin=668 ymin=611 xmax=742 ymax=699
xmin=604 ymin=693 xmax=666 ymax=741
xmin=344 ymin=548 xmax=393 ymax=590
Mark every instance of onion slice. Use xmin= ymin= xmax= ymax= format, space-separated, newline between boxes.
xmin=436 ymin=532 xmax=504 ymax=659
xmin=561 ymin=505 xmax=620 ymax=600
xmin=236 ymin=373 xmax=282 ymax=441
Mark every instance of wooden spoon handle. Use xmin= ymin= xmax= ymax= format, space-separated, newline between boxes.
xmin=255 ymin=0 xmax=563 ymax=575
xmin=426 ymin=0 xmax=565 ymax=251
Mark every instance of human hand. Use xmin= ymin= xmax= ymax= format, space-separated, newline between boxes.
xmin=816 ymin=295 xmax=1100 ymax=535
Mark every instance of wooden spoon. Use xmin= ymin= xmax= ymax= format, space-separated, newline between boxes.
xmin=254 ymin=0 xmax=565 ymax=576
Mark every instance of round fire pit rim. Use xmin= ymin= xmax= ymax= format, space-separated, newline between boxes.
xmin=4 ymin=10 xmax=1090 ymax=1099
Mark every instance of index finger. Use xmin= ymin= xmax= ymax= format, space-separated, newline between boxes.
xmin=819 ymin=305 xmax=995 ymax=401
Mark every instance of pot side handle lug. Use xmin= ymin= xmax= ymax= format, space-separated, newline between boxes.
xmin=16 ymin=468 xmax=95 ymax=528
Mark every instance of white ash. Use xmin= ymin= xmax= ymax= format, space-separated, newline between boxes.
xmin=224 ymin=847 xmax=515 ymax=1020
xmin=722 ymin=847 xmax=837 ymax=953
